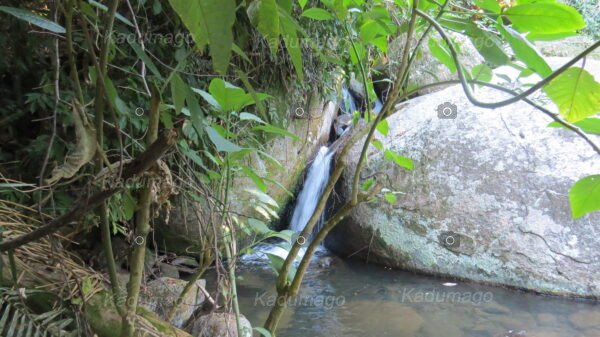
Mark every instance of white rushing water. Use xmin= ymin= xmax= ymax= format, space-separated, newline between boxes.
xmin=290 ymin=146 xmax=334 ymax=233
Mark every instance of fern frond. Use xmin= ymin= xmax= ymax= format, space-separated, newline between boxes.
xmin=0 ymin=288 xmax=78 ymax=337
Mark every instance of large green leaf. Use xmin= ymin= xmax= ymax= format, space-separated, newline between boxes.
xmin=569 ymin=175 xmax=600 ymax=219
xmin=208 ymin=78 xmax=256 ymax=112
xmin=497 ymin=23 xmax=552 ymax=77
xmin=258 ymin=0 xmax=280 ymax=54
xmin=170 ymin=74 xmax=187 ymax=115
xmin=469 ymin=28 xmax=510 ymax=67
xmin=548 ymin=118 xmax=600 ymax=135
xmin=544 ymin=67 xmax=600 ymax=122
xmin=474 ymin=0 xmax=501 ymax=12
xmin=279 ymin=8 xmax=304 ymax=81
xmin=301 ymin=8 xmax=334 ymax=20
xmin=0 ymin=6 xmax=65 ymax=33
xmin=428 ymin=38 xmax=456 ymax=73
xmin=503 ymin=2 xmax=585 ymax=34
xmin=205 ymin=125 xmax=242 ymax=152
xmin=168 ymin=0 xmax=236 ymax=74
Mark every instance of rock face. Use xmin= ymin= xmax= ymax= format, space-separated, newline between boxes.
xmin=189 ymin=313 xmax=252 ymax=337
xmin=325 ymin=84 xmax=600 ymax=298
xmin=140 ymin=277 xmax=206 ymax=328
xmin=155 ymin=93 xmax=337 ymax=254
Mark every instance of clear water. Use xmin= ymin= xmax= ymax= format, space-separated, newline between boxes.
xmin=231 ymin=250 xmax=600 ymax=337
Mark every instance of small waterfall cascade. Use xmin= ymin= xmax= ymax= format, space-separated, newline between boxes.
xmin=289 ymin=146 xmax=334 ymax=234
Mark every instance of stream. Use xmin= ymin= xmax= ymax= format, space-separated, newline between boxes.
xmin=230 ymin=111 xmax=600 ymax=337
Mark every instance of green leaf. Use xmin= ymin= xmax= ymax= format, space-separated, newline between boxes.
xmin=384 ymin=149 xmax=414 ymax=170
xmin=123 ymin=192 xmax=136 ymax=220
xmin=548 ymin=118 xmax=600 ymax=135
xmin=302 ymin=8 xmax=334 ymax=20
xmin=428 ymin=38 xmax=456 ymax=73
xmin=170 ymin=74 xmax=187 ymax=115
xmin=376 ymin=119 xmax=389 ymax=137
xmin=87 ymin=0 xmax=134 ymax=27
xmin=474 ymin=0 xmax=501 ymax=12
xmin=569 ymin=175 xmax=600 ymax=219
xmin=472 ymin=64 xmax=493 ymax=82
xmin=103 ymin=76 xmax=128 ymax=114
xmin=193 ymin=88 xmax=221 ymax=111
xmin=280 ymin=10 xmax=304 ymax=81
xmin=526 ymin=31 xmax=578 ymax=42
xmin=503 ymin=2 xmax=585 ymax=34
xmin=168 ymin=0 xmax=236 ymax=74
xmin=266 ymin=253 xmax=296 ymax=283
xmin=258 ymin=0 xmax=280 ymax=54
xmin=371 ymin=138 xmax=384 ymax=151
xmin=469 ymin=29 xmax=510 ymax=67
xmin=253 ymin=125 xmax=300 ymax=141
xmin=128 ymin=41 xmax=163 ymax=81
xmin=240 ymin=165 xmax=267 ymax=192
xmin=298 ymin=0 xmax=308 ymax=9
xmin=254 ymin=327 xmax=273 ymax=337
xmin=248 ymin=218 xmax=270 ymax=235
xmin=239 ymin=112 xmax=266 ymax=124
xmin=0 ymin=6 xmax=65 ymax=33
xmin=205 ymin=125 xmax=242 ymax=152
xmin=361 ymin=178 xmax=375 ymax=191
xmin=384 ymin=192 xmax=397 ymax=204
xmin=497 ymin=23 xmax=552 ymax=77
xmin=543 ymin=67 xmax=600 ymax=122
xmin=360 ymin=19 xmax=385 ymax=42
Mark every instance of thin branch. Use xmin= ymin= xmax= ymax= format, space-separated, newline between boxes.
xmin=416 ymin=9 xmax=600 ymax=109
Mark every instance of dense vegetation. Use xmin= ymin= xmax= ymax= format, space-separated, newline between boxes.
xmin=0 ymin=0 xmax=598 ymax=336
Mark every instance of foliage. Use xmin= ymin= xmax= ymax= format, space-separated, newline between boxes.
xmin=0 ymin=288 xmax=81 ymax=337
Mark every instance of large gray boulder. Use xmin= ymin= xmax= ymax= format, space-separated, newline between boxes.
xmin=325 ymin=84 xmax=600 ymax=298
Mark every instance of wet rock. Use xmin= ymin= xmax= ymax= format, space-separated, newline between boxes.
xmin=326 ymin=65 xmax=600 ymax=297
xmin=334 ymin=114 xmax=353 ymax=137
xmin=140 ymin=277 xmax=206 ymax=328
xmin=189 ymin=313 xmax=252 ymax=337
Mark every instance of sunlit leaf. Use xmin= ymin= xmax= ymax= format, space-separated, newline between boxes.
xmin=302 ymin=7 xmax=333 ymax=20
xmin=384 ymin=149 xmax=414 ymax=170
xmin=544 ymin=67 xmax=600 ymax=122
xmin=0 ymin=6 xmax=65 ymax=33
xmin=503 ymin=2 xmax=585 ymax=34
xmin=428 ymin=38 xmax=456 ymax=73
xmin=569 ymin=175 xmax=600 ymax=219
xmin=548 ymin=118 xmax=600 ymax=135
xmin=376 ymin=119 xmax=389 ymax=137
xmin=384 ymin=192 xmax=397 ymax=204
xmin=497 ymin=23 xmax=552 ymax=77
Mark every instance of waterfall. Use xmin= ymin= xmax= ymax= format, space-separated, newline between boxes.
xmin=289 ymin=146 xmax=334 ymax=234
